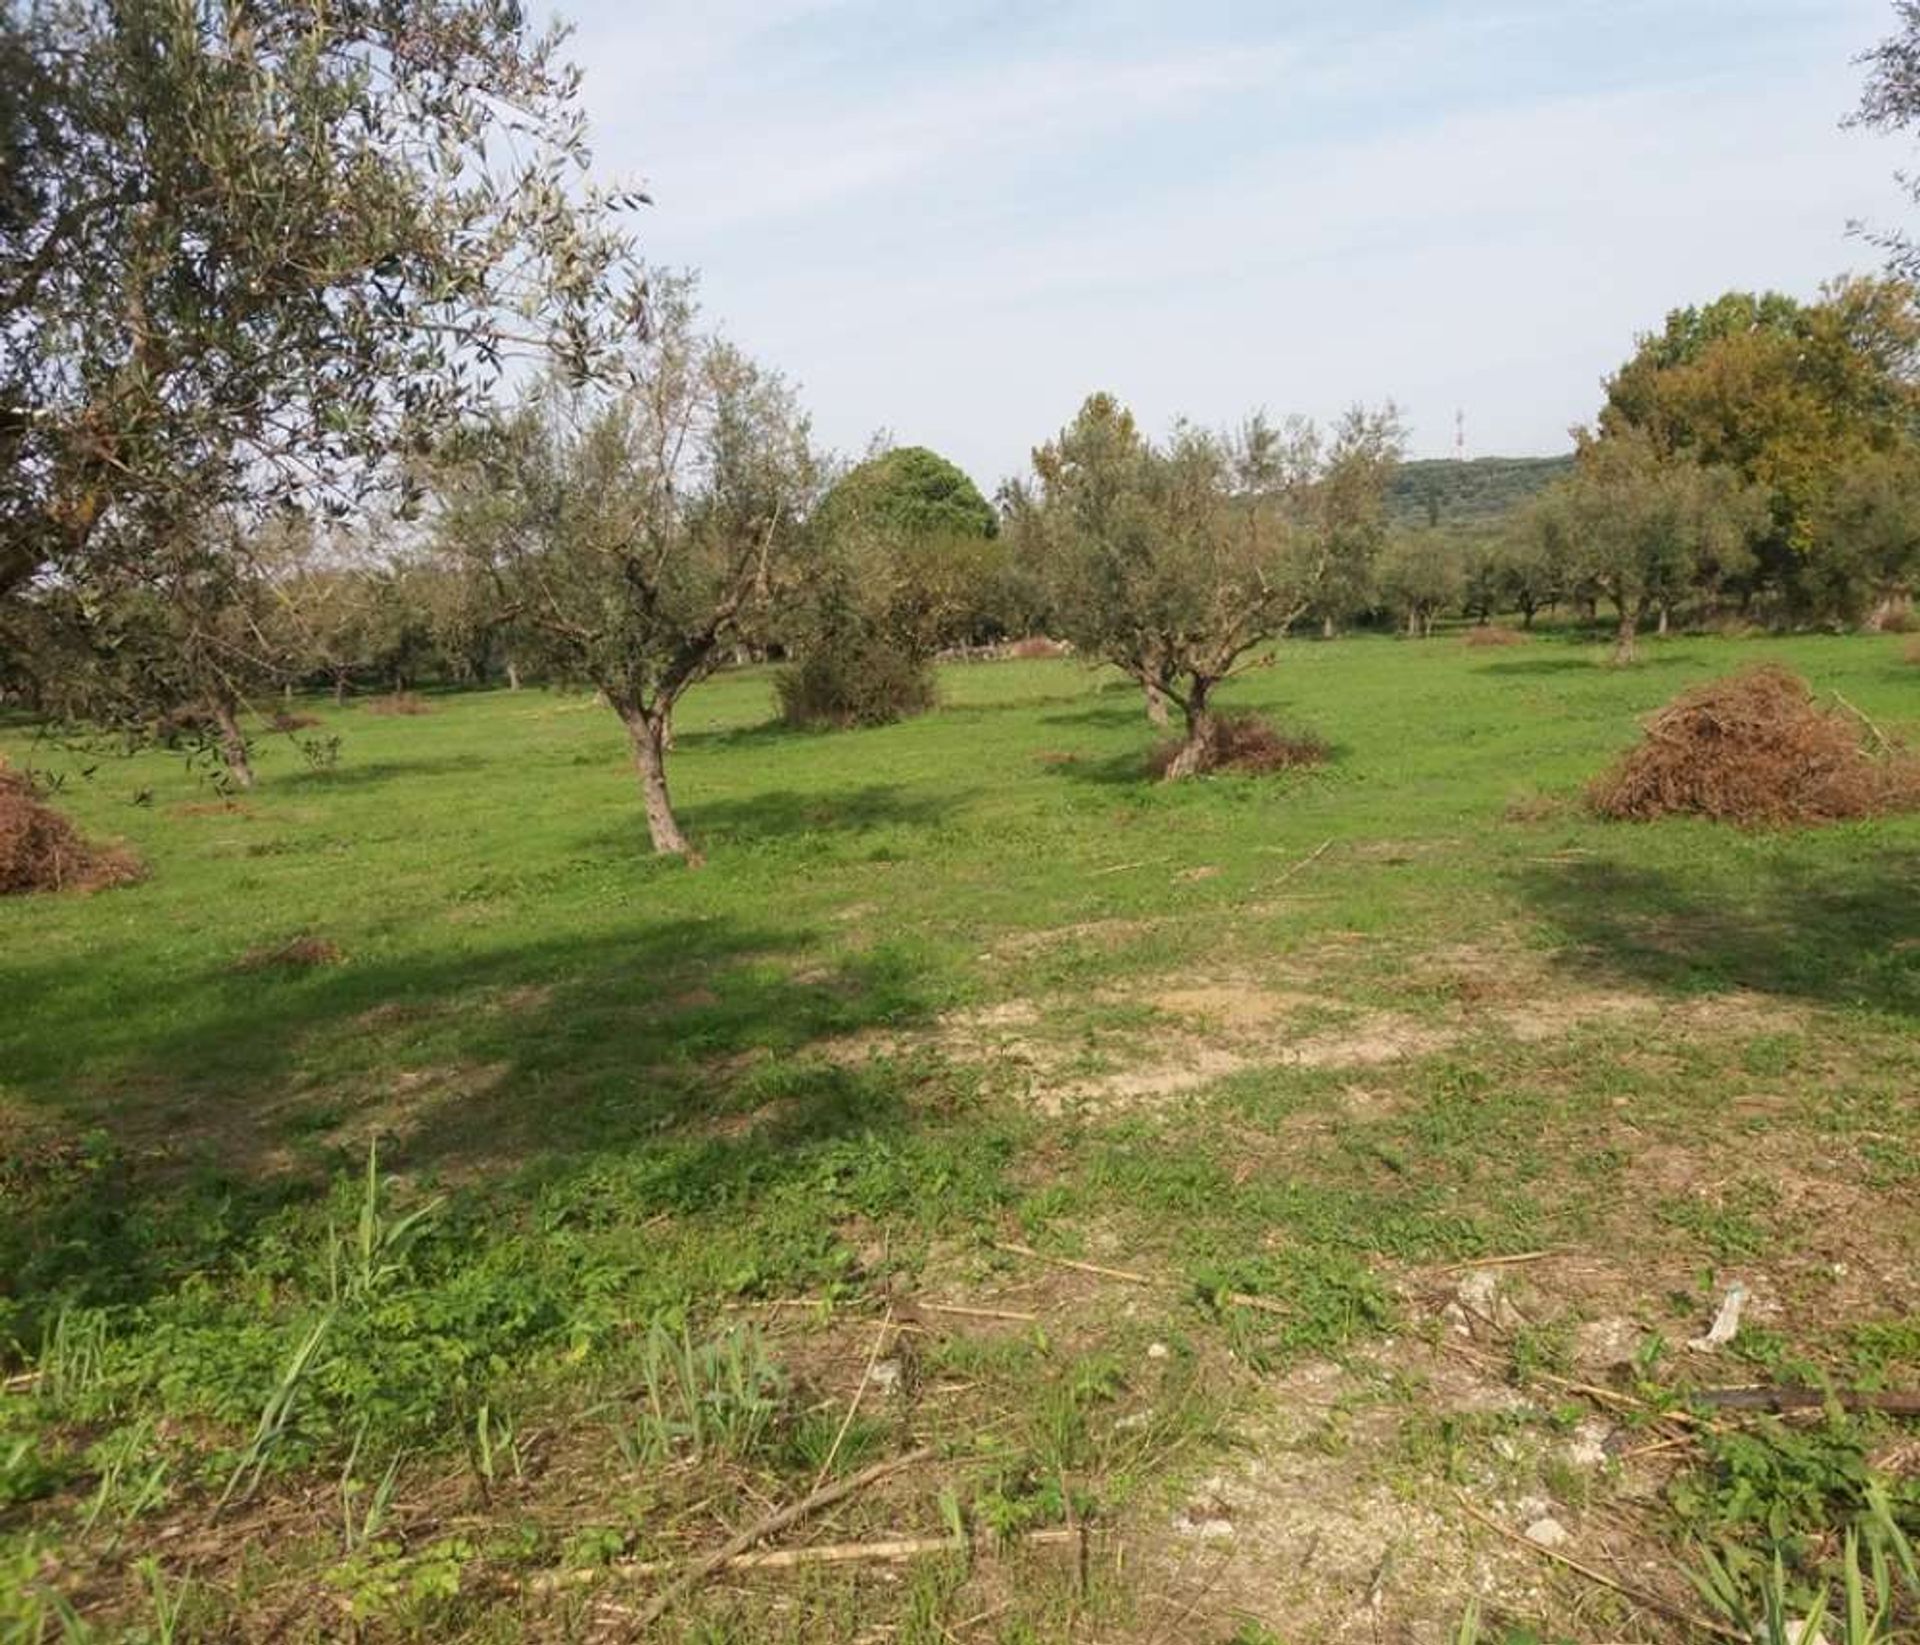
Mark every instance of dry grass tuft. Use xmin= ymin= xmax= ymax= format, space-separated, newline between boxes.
xmin=363 ymin=692 xmax=432 ymax=717
xmin=1463 ymin=625 xmax=1526 ymax=648
xmin=1590 ymin=664 xmax=1920 ymax=826
xmin=0 ymin=769 xmax=144 ymax=896
xmin=1502 ymin=791 xmax=1569 ymax=824
xmin=233 ymin=934 xmax=345 ymax=972
xmin=1148 ymin=713 xmax=1330 ymax=779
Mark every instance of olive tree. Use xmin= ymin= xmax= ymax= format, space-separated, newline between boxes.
xmin=438 ymin=284 xmax=820 ymax=857
xmin=1028 ymin=394 xmax=1402 ymax=779
xmin=1376 ymin=528 xmax=1465 ymax=637
xmin=0 ymin=0 xmax=644 ymax=604
xmin=1546 ymin=431 xmax=1766 ymax=662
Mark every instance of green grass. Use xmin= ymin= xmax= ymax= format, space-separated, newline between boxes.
xmin=2 ymin=627 xmax=1917 ymax=1640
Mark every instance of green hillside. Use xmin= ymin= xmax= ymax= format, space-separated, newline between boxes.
xmin=1388 ymin=453 xmax=1574 ymax=526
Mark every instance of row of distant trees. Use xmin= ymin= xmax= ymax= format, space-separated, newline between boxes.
xmin=5 ymin=2 xmax=1920 ymax=860
xmin=5 ymin=267 xmax=1918 ymax=853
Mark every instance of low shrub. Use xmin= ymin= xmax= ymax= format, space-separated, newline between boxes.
xmin=776 ymin=638 xmax=936 ymax=729
xmin=1590 ymin=665 xmax=1920 ymax=826
xmin=363 ymin=693 xmax=432 ymax=717
xmin=1463 ymin=625 xmax=1525 ymax=648
xmin=0 ymin=770 xmax=143 ymax=896
xmin=1147 ymin=713 xmax=1329 ymax=779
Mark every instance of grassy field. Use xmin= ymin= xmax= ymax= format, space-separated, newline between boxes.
xmin=2 ymin=629 xmax=1917 ymax=1642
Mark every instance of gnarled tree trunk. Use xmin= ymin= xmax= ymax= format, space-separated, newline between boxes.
xmin=1612 ymin=599 xmax=1642 ymax=665
xmin=1161 ymin=678 xmax=1218 ymax=781
xmin=209 ymin=697 xmax=256 ymax=790
xmin=1144 ymin=678 xmax=1171 ymax=728
xmin=1865 ymin=591 xmax=1913 ymax=632
xmin=617 ymin=698 xmax=693 ymax=857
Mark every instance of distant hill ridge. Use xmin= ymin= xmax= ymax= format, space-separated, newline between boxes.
xmin=1387 ymin=454 xmax=1574 ymax=526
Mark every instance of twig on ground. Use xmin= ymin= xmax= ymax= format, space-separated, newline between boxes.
xmin=921 ymin=1302 xmax=1039 ymax=1323
xmin=1832 ymin=690 xmax=1894 ymax=752
xmin=1435 ymin=1251 xmax=1559 ymax=1274
xmin=617 ymin=1445 xmax=937 ymax=1634
xmin=1268 ymin=837 xmax=1333 ymax=890
xmin=541 ymin=1527 xmax=1087 ymax=1588
xmin=993 ymin=1241 xmax=1289 ymax=1317
xmin=814 ymin=1306 xmax=894 ymax=1492
xmin=1454 ymin=1493 xmax=1742 ymax=1641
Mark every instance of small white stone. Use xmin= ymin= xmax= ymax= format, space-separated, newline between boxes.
xmin=1524 ymin=1516 xmax=1570 ymax=1550
xmin=870 ymin=1359 xmax=902 ymax=1394
xmin=1172 ymin=1510 xmax=1235 ymax=1540
xmin=1564 ymin=1421 xmax=1611 ymax=1469
xmin=1146 ymin=1341 xmax=1171 ymax=1361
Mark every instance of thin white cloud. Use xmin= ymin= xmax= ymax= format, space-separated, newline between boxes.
xmin=551 ymin=0 xmax=1909 ymax=481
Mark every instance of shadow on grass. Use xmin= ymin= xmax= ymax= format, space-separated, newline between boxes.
xmin=677 ymin=784 xmax=957 ymax=845
xmin=1516 ymin=847 xmax=1920 ymax=1020
xmin=0 ymin=911 xmax=951 ymax=1328
xmin=278 ymin=754 xmax=490 ymax=790
xmin=1476 ymin=654 xmax=1692 ymax=678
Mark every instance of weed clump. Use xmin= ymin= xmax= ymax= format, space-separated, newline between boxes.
xmin=233 ymin=934 xmax=344 ymax=972
xmin=1463 ymin=625 xmax=1525 ymax=648
xmin=1147 ymin=713 xmax=1329 ymax=779
xmin=1590 ymin=665 xmax=1920 ymax=826
xmin=363 ymin=692 xmax=432 ymax=717
xmin=0 ymin=769 xmax=143 ymax=895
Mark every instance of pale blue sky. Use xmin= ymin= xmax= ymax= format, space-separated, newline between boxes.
xmin=552 ymin=0 xmax=1912 ymax=488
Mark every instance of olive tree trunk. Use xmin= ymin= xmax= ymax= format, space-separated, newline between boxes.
xmin=209 ymin=697 xmax=256 ymax=790
xmin=1144 ymin=678 xmax=1172 ymax=728
xmin=616 ymin=699 xmax=693 ymax=857
xmin=1612 ymin=599 xmax=1642 ymax=665
xmin=1161 ymin=679 xmax=1219 ymax=781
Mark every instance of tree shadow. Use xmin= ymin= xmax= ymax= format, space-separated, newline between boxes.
xmin=278 ymin=754 xmax=490 ymax=789
xmin=1514 ymin=847 xmax=1920 ymax=1019
xmin=676 ymin=784 xmax=959 ymax=846
xmin=1477 ymin=654 xmax=1692 ymax=677
xmin=670 ymin=718 xmax=808 ymax=752
xmin=0 ymin=912 xmax=946 ymax=1325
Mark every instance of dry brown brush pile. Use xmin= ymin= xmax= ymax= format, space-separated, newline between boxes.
xmin=364 ymin=692 xmax=432 ymax=716
xmin=1590 ymin=664 xmax=1920 ymax=826
xmin=1148 ymin=712 xmax=1330 ymax=779
xmin=1463 ymin=625 xmax=1525 ymax=648
xmin=0 ymin=769 xmax=144 ymax=895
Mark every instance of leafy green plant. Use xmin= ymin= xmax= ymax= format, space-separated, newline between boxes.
xmin=619 ymin=1321 xmax=786 ymax=1465
xmin=339 ymin=1420 xmax=404 ymax=1554
xmin=38 ymin=1304 xmax=108 ymax=1408
xmin=79 ymin=1418 xmax=168 ymax=1547
xmin=1677 ymin=1422 xmax=1920 ymax=1638
xmin=134 ymin=1557 xmax=191 ymax=1645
